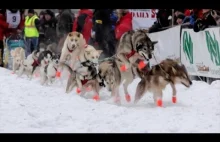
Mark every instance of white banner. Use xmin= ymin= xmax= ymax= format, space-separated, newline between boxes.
xmin=181 ymin=27 xmax=220 ymax=78
xmin=148 ymin=25 xmax=181 ymax=66
xmin=129 ymin=9 xmax=157 ymax=30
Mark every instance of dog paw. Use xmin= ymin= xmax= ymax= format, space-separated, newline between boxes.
xmin=114 ymin=96 xmax=121 ymax=104
xmin=76 ymin=88 xmax=81 ymax=94
xmin=156 ymin=99 xmax=163 ymax=107
xmin=138 ymin=60 xmax=148 ymax=70
xmin=172 ymin=96 xmax=177 ymax=103
xmin=120 ymin=65 xmax=127 ymax=71
xmin=125 ymin=94 xmax=131 ymax=102
xmin=93 ymin=94 xmax=100 ymax=101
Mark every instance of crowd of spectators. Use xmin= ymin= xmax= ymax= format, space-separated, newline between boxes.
xmin=148 ymin=9 xmax=220 ymax=33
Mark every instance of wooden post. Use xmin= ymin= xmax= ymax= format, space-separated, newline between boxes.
xmin=172 ymin=9 xmax=175 ymax=27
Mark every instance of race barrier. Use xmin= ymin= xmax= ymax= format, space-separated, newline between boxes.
xmin=148 ymin=25 xmax=181 ymax=66
xmin=148 ymin=25 xmax=220 ymax=79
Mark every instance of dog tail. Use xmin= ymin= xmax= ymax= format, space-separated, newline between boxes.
xmin=59 ymin=62 xmax=74 ymax=74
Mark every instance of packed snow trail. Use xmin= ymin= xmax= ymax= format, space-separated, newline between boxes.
xmin=0 ymin=67 xmax=219 ymax=133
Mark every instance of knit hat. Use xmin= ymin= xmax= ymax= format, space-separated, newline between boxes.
xmin=174 ymin=9 xmax=185 ymax=13
xmin=177 ymin=14 xmax=185 ymax=20
xmin=28 ymin=9 xmax=35 ymax=14
xmin=45 ymin=9 xmax=54 ymax=17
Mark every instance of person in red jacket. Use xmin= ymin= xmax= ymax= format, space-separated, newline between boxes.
xmin=115 ymin=9 xmax=132 ymax=41
xmin=72 ymin=9 xmax=93 ymax=43
xmin=0 ymin=9 xmax=24 ymax=67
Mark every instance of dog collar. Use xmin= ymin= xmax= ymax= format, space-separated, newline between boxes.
xmin=125 ymin=50 xmax=136 ymax=59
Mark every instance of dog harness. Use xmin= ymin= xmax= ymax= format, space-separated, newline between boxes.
xmin=79 ymin=60 xmax=97 ymax=86
xmin=53 ymin=66 xmax=58 ymax=72
xmin=81 ymin=78 xmax=88 ymax=85
xmin=32 ymin=58 xmax=39 ymax=67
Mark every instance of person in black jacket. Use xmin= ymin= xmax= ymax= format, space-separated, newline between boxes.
xmin=193 ymin=9 xmax=217 ymax=32
xmin=91 ymin=9 xmax=117 ymax=59
xmin=56 ymin=9 xmax=74 ymax=39
xmin=40 ymin=10 xmax=57 ymax=45
xmin=56 ymin=9 xmax=74 ymax=53
xmin=148 ymin=9 xmax=172 ymax=33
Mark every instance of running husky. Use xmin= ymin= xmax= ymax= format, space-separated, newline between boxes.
xmin=134 ymin=59 xmax=192 ymax=107
xmin=61 ymin=61 xmax=101 ymax=100
xmin=40 ymin=54 xmax=60 ymax=85
xmin=116 ymin=30 xmax=158 ymax=72
xmin=98 ymin=57 xmax=134 ymax=104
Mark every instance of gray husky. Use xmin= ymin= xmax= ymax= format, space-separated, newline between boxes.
xmin=116 ymin=29 xmax=158 ymax=73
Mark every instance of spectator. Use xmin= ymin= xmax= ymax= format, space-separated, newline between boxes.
xmin=0 ymin=9 xmax=24 ymax=67
xmin=193 ymin=9 xmax=217 ymax=32
xmin=40 ymin=10 xmax=57 ymax=45
xmin=115 ymin=9 xmax=132 ymax=40
xmin=174 ymin=9 xmax=185 ymax=17
xmin=148 ymin=9 xmax=172 ymax=33
xmin=176 ymin=14 xmax=186 ymax=25
xmin=24 ymin=9 xmax=40 ymax=56
xmin=73 ymin=9 xmax=93 ymax=43
xmin=92 ymin=9 xmax=117 ymax=58
xmin=56 ymin=9 xmax=74 ymax=39
xmin=38 ymin=10 xmax=46 ymax=47
xmin=184 ymin=9 xmax=192 ymax=16
xmin=56 ymin=9 xmax=74 ymax=54
xmin=211 ymin=10 xmax=220 ymax=26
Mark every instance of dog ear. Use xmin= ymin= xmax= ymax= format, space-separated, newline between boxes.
xmin=171 ymin=67 xmax=177 ymax=75
xmin=97 ymin=50 xmax=103 ymax=55
xmin=152 ymin=41 xmax=158 ymax=45
xmin=68 ymin=32 xmax=72 ymax=37
xmin=77 ymin=33 xmax=81 ymax=38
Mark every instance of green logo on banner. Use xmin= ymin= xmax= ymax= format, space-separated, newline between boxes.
xmin=183 ymin=31 xmax=193 ymax=64
xmin=205 ymin=31 xmax=220 ymax=66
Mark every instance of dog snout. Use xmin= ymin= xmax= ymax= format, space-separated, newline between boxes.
xmin=72 ymin=44 xmax=76 ymax=48
xmin=189 ymin=81 xmax=192 ymax=85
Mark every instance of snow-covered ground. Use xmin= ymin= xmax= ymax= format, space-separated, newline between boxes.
xmin=0 ymin=67 xmax=220 ymax=133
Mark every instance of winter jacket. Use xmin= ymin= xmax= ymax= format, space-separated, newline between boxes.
xmin=92 ymin=9 xmax=114 ymax=43
xmin=57 ymin=9 xmax=74 ymax=38
xmin=0 ymin=9 xmax=24 ymax=41
xmin=73 ymin=9 xmax=93 ymax=43
xmin=115 ymin=12 xmax=132 ymax=40
xmin=41 ymin=17 xmax=57 ymax=42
